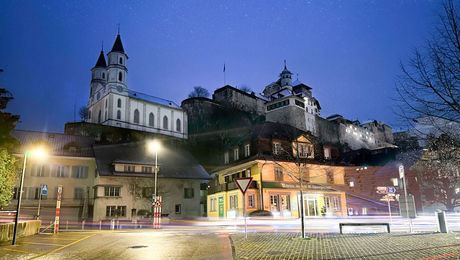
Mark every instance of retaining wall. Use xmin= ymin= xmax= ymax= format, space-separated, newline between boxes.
xmin=0 ymin=220 xmax=41 ymax=242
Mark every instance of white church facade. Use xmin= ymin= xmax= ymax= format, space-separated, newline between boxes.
xmin=86 ymin=33 xmax=187 ymax=139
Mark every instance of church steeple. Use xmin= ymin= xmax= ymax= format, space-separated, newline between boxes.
xmin=94 ymin=49 xmax=107 ymax=67
xmin=107 ymin=32 xmax=128 ymax=91
xmin=111 ymin=33 xmax=125 ymax=53
xmin=279 ymin=60 xmax=292 ymax=87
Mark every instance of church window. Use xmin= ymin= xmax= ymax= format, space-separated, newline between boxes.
xmin=120 ymin=57 xmax=123 ymax=64
xmin=149 ymin=113 xmax=154 ymax=127
xmin=119 ymin=72 xmax=123 ymax=81
xmin=102 ymin=72 xmax=105 ymax=79
xmin=117 ymin=98 xmax=121 ymax=108
xmin=163 ymin=116 xmax=168 ymax=130
xmin=117 ymin=110 xmax=121 ymax=120
xmin=98 ymin=110 xmax=101 ymax=123
xmin=133 ymin=109 xmax=140 ymax=124
xmin=176 ymin=119 xmax=181 ymax=132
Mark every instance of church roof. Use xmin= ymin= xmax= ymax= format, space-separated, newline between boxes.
xmin=128 ymin=90 xmax=181 ymax=109
xmin=94 ymin=50 xmax=107 ymax=67
xmin=111 ymin=34 xmax=125 ymax=53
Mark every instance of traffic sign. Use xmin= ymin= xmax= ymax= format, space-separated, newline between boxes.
xmin=399 ymin=165 xmax=405 ymax=179
xmin=376 ymin=186 xmax=388 ymax=194
xmin=234 ymin=177 xmax=253 ymax=195
xmin=152 ymin=194 xmax=156 ymax=202
xmin=387 ymin=187 xmax=396 ymax=193
xmin=380 ymin=195 xmax=395 ymax=202
xmin=41 ymin=184 xmax=48 ymax=196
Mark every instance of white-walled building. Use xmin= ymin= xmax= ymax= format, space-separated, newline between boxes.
xmin=86 ymin=33 xmax=187 ymax=139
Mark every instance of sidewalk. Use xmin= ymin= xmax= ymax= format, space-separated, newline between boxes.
xmin=230 ymin=232 xmax=460 ymax=259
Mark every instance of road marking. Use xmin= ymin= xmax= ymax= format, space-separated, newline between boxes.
xmin=2 ymin=247 xmax=40 ymax=255
xmin=419 ymin=253 xmax=457 ymax=260
xmin=22 ymin=241 xmax=66 ymax=246
xmin=30 ymin=234 xmax=96 ymax=259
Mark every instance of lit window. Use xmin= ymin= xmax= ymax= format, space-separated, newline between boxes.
xmin=273 ymin=142 xmax=281 ymax=155
xmin=391 ymin=178 xmax=398 ymax=186
xmin=233 ymin=148 xmax=239 ymax=161
xmin=224 ymin=152 xmax=229 ymax=164
xmin=124 ymin=165 xmax=135 ymax=172
xmin=349 ymin=177 xmax=355 ymax=187
xmin=244 ymin=144 xmax=250 ymax=157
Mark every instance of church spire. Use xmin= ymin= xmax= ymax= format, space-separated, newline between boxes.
xmin=94 ymin=49 xmax=107 ymax=67
xmin=111 ymin=33 xmax=125 ymax=53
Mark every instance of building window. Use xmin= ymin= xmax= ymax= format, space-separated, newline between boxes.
xmin=72 ymin=166 xmax=88 ymax=178
xmin=117 ymin=98 xmax=121 ymax=108
xmin=362 ymin=207 xmax=368 ymax=215
xmin=74 ymin=188 xmax=84 ymax=200
xmin=274 ymin=167 xmax=283 ymax=181
xmin=33 ymin=187 xmax=40 ymax=200
xmin=333 ymin=197 xmax=340 ymax=211
xmin=142 ymin=166 xmax=152 ymax=173
xmin=244 ymin=144 xmax=250 ymax=157
xmin=175 ymin=204 xmax=181 ymax=214
xmin=33 ymin=164 xmax=48 ymax=177
xmin=119 ymin=57 xmax=123 ymax=64
xmin=229 ymin=194 xmax=238 ymax=209
xmin=349 ymin=177 xmax=355 ymax=187
xmin=297 ymin=143 xmax=312 ymax=158
xmin=163 ymin=116 xmax=168 ymax=129
xmin=118 ymin=206 xmax=126 ymax=217
xmin=133 ymin=109 xmax=140 ymax=124
xmin=118 ymin=72 xmax=122 ymax=81
xmin=55 ymin=165 xmax=69 ymax=178
xmin=102 ymin=72 xmax=105 ymax=79
xmin=324 ymin=147 xmax=331 ymax=160
xmin=248 ymin=194 xmax=255 ymax=208
xmin=124 ymin=165 xmax=135 ymax=172
xmin=117 ymin=110 xmax=121 ymax=120
xmin=176 ymin=119 xmax=181 ymax=132
xmin=273 ymin=142 xmax=281 ymax=155
xmin=104 ymin=186 xmax=121 ymax=197
xmin=390 ymin=178 xmax=398 ymax=186
xmin=149 ymin=113 xmax=154 ymax=127
xmin=184 ymin=188 xmax=194 ymax=199
xmin=210 ymin=198 xmax=217 ymax=212
xmin=106 ymin=206 xmax=116 ymax=217
xmin=233 ymin=148 xmax=239 ymax=161
xmin=224 ymin=152 xmax=229 ymax=164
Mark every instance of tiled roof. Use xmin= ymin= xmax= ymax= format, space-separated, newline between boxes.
xmin=11 ymin=130 xmax=95 ymax=157
xmin=93 ymin=141 xmax=210 ymax=179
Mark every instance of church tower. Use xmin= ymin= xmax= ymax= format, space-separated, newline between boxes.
xmin=279 ymin=60 xmax=293 ymax=87
xmin=106 ymin=33 xmax=128 ymax=93
xmin=90 ymin=49 xmax=107 ymax=97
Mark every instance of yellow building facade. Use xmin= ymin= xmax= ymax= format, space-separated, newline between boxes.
xmin=207 ymin=160 xmax=348 ymax=218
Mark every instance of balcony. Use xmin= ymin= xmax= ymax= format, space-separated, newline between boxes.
xmin=208 ymin=180 xmax=258 ymax=195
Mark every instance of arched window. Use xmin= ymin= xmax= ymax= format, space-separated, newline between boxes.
xmin=176 ymin=119 xmax=181 ymax=132
xmin=133 ymin=109 xmax=140 ymax=124
xmin=119 ymin=57 xmax=123 ymax=64
xmin=102 ymin=72 xmax=105 ymax=79
xmin=98 ymin=110 xmax=101 ymax=123
xmin=119 ymin=72 xmax=122 ymax=81
xmin=117 ymin=110 xmax=121 ymax=120
xmin=117 ymin=98 xmax=121 ymax=108
xmin=149 ymin=113 xmax=154 ymax=127
xmin=163 ymin=116 xmax=168 ymax=130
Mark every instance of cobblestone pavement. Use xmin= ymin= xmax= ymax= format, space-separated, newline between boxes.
xmin=231 ymin=232 xmax=460 ymax=259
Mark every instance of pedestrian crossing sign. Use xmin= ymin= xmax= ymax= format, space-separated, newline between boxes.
xmin=41 ymin=184 xmax=48 ymax=195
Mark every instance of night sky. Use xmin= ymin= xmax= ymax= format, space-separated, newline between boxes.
xmin=1 ymin=0 xmax=442 ymax=132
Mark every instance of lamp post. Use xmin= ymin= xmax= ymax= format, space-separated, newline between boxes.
xmin=147 ymin=140 xmax=161 ymax=200
xmin=12 ymin=147 xmax=47 ymax=245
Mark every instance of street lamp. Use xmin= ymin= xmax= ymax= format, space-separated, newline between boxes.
xmin=147 ymin=140 xmax=161 ymax=200
xmin=12 ymin=146 xmax=47 ymax=245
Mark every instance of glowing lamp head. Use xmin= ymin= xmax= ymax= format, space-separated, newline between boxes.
xmin=28 ymin=146 xmax=48 ymax=159
xmin=147 ymin=140 xmax=161 ymax=154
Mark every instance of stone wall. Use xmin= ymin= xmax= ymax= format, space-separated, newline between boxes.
xmin=0 ymin=220 xmax=41 ymax=242
xmin=212 ymin=86 xmax=265 ymax=115
xmin=266 ymin=106 xmax=307 ymax=132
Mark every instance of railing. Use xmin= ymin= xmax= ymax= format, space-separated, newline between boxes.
xmin=208 ymin=181 xmax=257 ymax=194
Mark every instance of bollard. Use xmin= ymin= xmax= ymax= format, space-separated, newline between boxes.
xmin=99 ymin=220 xmax=102 ymax=230
xmin=82 ymin=220 xmax=85 ymax=230
xmin=110 ymin=220 xmax=115 ymax=230
xmin=66 ymin=220 xmax=69 ymax=230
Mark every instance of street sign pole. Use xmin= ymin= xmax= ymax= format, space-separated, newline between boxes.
xmin=234 ymin=177 xmax=253 ymax=240
xmin=387 ymin=197 xmax=392 ymax=224
xmin=37 ymin=189 xmax=42 ymax=220
xmin=54 ymin=185 xmax=63 ymax=233
xmin=400 ymin=165 xmax=412 ymax=233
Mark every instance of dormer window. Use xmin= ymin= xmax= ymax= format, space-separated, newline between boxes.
xmin=244 ymin=144 xmax=250 ymax=157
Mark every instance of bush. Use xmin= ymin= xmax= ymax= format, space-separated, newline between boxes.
xmin=249 ymin=210 xmax=273 ymax=217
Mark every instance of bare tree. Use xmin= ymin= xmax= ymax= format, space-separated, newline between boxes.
xmin=396 ymin=0 xmax=460 ymax=131
xmin=188 ymin=86 xmax=210 ymax=98
xmin=78 ymin=106 xmax=89 ymax=121
xmin=239 ymin=85 xmax=252 ymax=93
xmin=414 ymin=134 xmax=460 ymax=212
